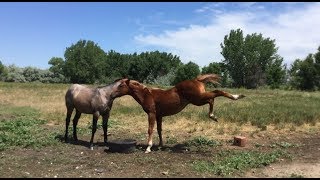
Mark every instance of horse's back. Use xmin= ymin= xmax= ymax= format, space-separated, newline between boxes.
xmin=65 ymin=84 xmax=96 ymax=112
xmin=66 ymin=84 xmax=91 ymax=99
xmin=175 ymin=79 xmax=206 ymax=95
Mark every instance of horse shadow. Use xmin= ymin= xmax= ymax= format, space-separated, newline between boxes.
xmin=54 ymin=134 xmax=106 ymax=148
xmin=134 ymin=143 xmax=191 ymax=154
xmin=55 ymin=134 xmax=206 ymax=154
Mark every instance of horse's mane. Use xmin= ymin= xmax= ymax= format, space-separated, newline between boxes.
xmin=95 ymin=78 xmax=125 ymax=89
xmin=129 ymin=80 xmax=148 ymax=89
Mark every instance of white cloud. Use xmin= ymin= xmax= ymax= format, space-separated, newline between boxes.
xmin=134 ymin=2 xmax=320 ymax=68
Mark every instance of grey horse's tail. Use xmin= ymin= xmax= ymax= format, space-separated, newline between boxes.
xmin=65 ymin=87 xmax=74 ymax=109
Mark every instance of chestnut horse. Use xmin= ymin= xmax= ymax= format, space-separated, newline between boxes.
xmin=125 ymin=74 xmax=245 ymax=153
xmin=64 ymin=78 xmax=130 ymax=150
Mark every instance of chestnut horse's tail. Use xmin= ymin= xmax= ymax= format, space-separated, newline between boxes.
xmin=196 ymin=74 xmax=221 ymax=85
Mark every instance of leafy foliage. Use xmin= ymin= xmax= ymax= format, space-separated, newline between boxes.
xmin=63 ymin=40 xmax=107 ymax=84
xmin=186 ymin=136 xmax=221 ymax=147
xmin=192 ymin=149 xmax=288 ymax=176
xmin=1 ymin=37 xmax=319 ymax=92
xmin=289 ymin=47 xmax=320 ymax=91
xmin=220 ymin=29 xmax=245 ymax=88
xmin=220 ymin=28 xmax=286 ymax=89
xmin=0 ymin=60 xmax=5 ymax=78
xmin=266 ymin=55 xmax=287 ymax=89
xmin=202 ymin=62 xmax=231 ymax=87
xmin=0 ymin=105 xmax=59 ymax=151
xmin=173 ymin=61 xmax=200 ymax=84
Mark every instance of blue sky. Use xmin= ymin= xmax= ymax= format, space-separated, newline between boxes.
xmin=1 ymin=2 xmax=320 ymax=69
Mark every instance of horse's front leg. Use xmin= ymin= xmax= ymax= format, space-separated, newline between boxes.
xmin=102 ymin=112 xmax=110 ymax=145
xmin=146 ymin=112 xmax=156 ymax=153
xmin=89 ymin=112 xmax=99 ymax=150
xmin=156 ymin=116 xmax=163 ymax=147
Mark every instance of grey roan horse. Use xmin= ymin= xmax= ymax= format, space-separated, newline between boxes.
xmin=64 ymin=78 xmax=130 ymax=150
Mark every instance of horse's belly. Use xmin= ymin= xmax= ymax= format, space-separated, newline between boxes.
xmin=72 ymin=99 xmax=94 ymax=114
xmin=158 ymin=100 xmax=188 ymax=116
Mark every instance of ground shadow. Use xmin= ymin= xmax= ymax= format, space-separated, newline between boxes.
xmin=133 ymin=143 xmax=191 ymax=153
xmin=55 ymin=134 xmax=219 ymax=154
xmin=54 ymin=134 xmax=106 ymax=149
xmin=102 ymin=143 xmax=191 ymax=154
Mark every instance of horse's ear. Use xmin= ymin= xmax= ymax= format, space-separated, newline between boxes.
xmin=125 ymin=79 xmax=130 ymax=85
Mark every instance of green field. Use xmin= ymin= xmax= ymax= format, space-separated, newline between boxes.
xmin=1 ymin=82 xmax=319 ymax=149
xmin=0 ymin=82 xmax=319 ymax=177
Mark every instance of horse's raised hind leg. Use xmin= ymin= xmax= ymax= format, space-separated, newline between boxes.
xmin=64 ymin=107 xmax=73 ymax=142
xmin=156 ymin=116 xmax=163 ymax=147
xmin=212 ymin=90 xmax=245 ymax=100
xmin=89 ymin=112 xmax=99 ymax=150
xmin=145 ymin=112 xmax=156 ymax=153
xmin=72 ymin=110 xmax=81 ymax=141
xmin=102 ymin=113 xmax=110 ymax=145
xmin=197 ymin=90 xmax=245 ymax=122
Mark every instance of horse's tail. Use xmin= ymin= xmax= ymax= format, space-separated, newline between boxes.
xmin=196 ymin=74 xmax=221 ymax=85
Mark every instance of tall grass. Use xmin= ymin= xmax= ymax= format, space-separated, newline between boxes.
xmin=213 ymin=88 xmax=320 ymax=127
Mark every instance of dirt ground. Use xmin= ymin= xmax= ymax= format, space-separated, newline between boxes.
xmin=1 ymin=123 xmax=319 ymax=178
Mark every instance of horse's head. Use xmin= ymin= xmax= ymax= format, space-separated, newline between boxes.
xmin=126 ymin=80 xmax=147 ymax=93
xmin=112 ymin=78 xmax=131 ymax=97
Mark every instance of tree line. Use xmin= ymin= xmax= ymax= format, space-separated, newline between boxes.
xmin=0 ymin=28 xmax=319 ymax=91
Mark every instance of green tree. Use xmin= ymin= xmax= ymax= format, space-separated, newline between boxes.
xmin=127 ymin=51 xmax=182 ymax=83
xmin=48 ymin=57 xmax=66 ymax=83
xmin=202 ymin=62 xmax=231 ymax=87
xmin=48 ymin=57 xmax=64 ymax=75
xmin=104 ymin=50 xmax=130 ymax=81
xmin=243 ymin=33 xmax=278 ymax=88
xmin=289 ymin=54 xmax=318 ymax=90
xmin=63 ymin=40 xmax=107 ymax=84
xmin=127 ymin=54 xmax=148 ymax=82
xmin=266 ymin=55 xmax=286 ymax=89
xmin=202 ymin=62 xmax=222 ymax=75
xmin=221 ymin=28 xmax=285 ymax=89
xmin=220 ymin=29 xmax=245 ymax=88
xmin=0 ymin=61 xmax=4 ymax=75
xmin=314 ymin=46 xmax=320 ymax=88
xmin=142 ymin=51 xmax=182 ymax=84
xmin=0 ymin=60 xmax=6 ymax=80
xmin=173 ymin=61 xmax=200 ymax=84
xmin=3 ymin=64 xmax=26 ymax=82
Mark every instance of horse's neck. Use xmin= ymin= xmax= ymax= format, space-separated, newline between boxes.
xmin=99 ymin=85 xmax=115 ymax=99
xmin=131 ymin=87 xmax=150 ymax=105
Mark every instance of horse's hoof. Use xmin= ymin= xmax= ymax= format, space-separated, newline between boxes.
xmin=90 ymin=146 xmax=94 ymax=150
xmin=145 ymin=150 xmax=151 ymax=153
xmin=238 ymin=95 xmax=246 ymax=99
xmin=210 ymin=116 xmax=218 ymax=122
